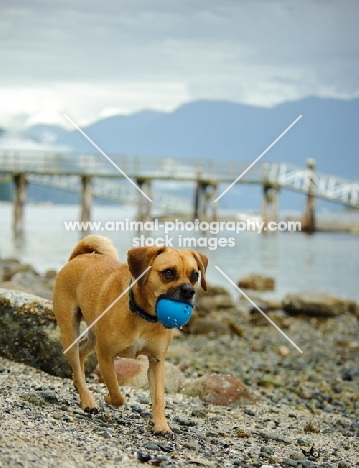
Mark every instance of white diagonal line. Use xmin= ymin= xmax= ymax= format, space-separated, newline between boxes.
xmin=215 ymin=115 xmax=302 ymax=202
xmin=64 ymin=114 xmax=153 ymax=202
xmin=63 ymin=266 xmax=152 ymax=354
xmin=215 ymin=266 xmax=303 ymax=353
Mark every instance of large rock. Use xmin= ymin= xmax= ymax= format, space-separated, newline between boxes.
xmin=282 ymin=291 xmax=357 ymax=318
xmin=184 ymin=373 xmax=256 ymax=406
xmin=183 ymin=317 xmax=230 ymax=335
xmin=196 ymin=285 xmax=231 ymax=298
xmin=1 ymin=258 xmax=37 ymax=282
xmin=195 ymin=295 xmax=234 ymax=315
xmin=239 ymin=291 xmax=282 ymax=312
xmin=93 ymin=356 xmax=185 ymax=393
xmin=248 ymin=311 xmax=291 ymax=329
xmin=0 ymin=289 xmax=96 ymax=378
xmin=195 ymin=285 xmax=234 ymax=315
xmin=0 ymin=281 xmax=34 ymax=295
xmin=10 ymin=270 xmax=55 ymax=300
xmin=238 ymin=274 xmax=275 ymax=291
xmin=0 ymin=258 xmax=56 ymax=300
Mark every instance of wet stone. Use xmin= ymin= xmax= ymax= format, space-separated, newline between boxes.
xmin=297 ymin=438 xmax=310 ymax=446
xmin=158 ymin=443 xmax=174 ymax=453
xmin=145 ymin=442 xmax=159 ymax=451
xmin=233 ymin=460 xmax=245 ymax=466
xmin=255 ymin=430 xmax=290 ymax=444
xmin=172 ymin=426 xmax=182 ymax=434
xmin=236 ymin=429 xmax=251 ymax=438
xmin=341 ymin=371 xmax=352 ymax=381
xmin=173 ymin=416 xmax=196 ymax=426
xmin=298 ymin=461 xmax=315 ymax=467
xmin=137 ymin=451 xmax=151 ymax=462
xmin=182 ymin=441 xmax=200 ymax=450
xmin=260 ymin=446 xmax=274 ymax=455
xmin=284 ymin=459 xmax=298 ymax=467
xmin=36 ymin=391 xmax=59 ymax=404
xmin=131 ymin=405 xmax=143 ymax=413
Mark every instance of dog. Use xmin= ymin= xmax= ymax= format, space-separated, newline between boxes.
xmin=52 ymin=235 xmax=208 ymax=434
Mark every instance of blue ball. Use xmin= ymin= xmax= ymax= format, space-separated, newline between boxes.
xmin=156 ymin=298 xmax=193 ymax=328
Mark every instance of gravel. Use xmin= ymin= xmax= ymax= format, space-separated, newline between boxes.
xmin=0 ymin=307 xmax=358 ymax=467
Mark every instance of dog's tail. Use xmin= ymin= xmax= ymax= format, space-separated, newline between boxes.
xmin=68 ymin=235 xmax=119 ymax=262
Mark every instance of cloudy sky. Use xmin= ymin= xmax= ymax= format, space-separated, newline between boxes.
xmin=0 ymin=0 xmax=358 ymax=129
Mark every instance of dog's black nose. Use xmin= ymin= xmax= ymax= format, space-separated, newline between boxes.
xmin=179 ymin=284 xmax=195 ymax=299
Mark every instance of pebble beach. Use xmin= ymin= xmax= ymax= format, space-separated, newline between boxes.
xmin=0 ymin=273 xmax=358 ymax=468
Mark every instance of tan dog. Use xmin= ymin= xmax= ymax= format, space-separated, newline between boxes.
xmin=53 ymin=235 xmax=207 ymax=434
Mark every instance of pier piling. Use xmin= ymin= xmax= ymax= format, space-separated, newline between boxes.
xmin=302 ymin=159 xmax=316 ymax=233
xmin=13 ymin=173 xmax=27 ymax=235
xmin=262 ymin=164 xmax=279 ymax=230
xmin=193 ymin=177 xmax=217 ymax=221
xmin=136 ymin=178 xmax=152 ymax=222
xmin=80 ymin=175 xmax=93 ymax=234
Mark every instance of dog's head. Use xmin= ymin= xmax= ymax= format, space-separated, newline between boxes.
xmin=127 ymin=247 xmax=208 ymax=312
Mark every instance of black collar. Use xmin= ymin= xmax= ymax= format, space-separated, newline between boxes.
xmin=128 ymin=279 xmax=158 ymax=323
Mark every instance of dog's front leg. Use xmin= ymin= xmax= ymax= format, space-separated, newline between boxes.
xmin=147 ymin=355 xmax=172 ymax=434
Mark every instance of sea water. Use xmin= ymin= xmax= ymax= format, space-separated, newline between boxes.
xmin=0 ymin=203 xmax=358 ymax=302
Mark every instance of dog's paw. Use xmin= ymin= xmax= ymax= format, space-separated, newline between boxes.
xmin=152 ymin=424 xmax=174 ymax=438
xmin=104 ymin=394 xmax=125 ymax=407
xmin=84 ymin=406 xmax=99 ymax=415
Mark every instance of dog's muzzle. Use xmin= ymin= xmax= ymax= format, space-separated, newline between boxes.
xmin=159 ymin=283 xmax=196 ymax=306
xmin=179 ymin=283 xmax=195 ymax=301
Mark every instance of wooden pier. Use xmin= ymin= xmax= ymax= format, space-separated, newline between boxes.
xmin=0 ymin=151 xmax=358 ymax=235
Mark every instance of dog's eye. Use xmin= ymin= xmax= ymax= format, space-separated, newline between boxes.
xmin=190 ymin=272 xmax=199 ymax=282
xmin=161 ymin=268 xmax=176 ymax=279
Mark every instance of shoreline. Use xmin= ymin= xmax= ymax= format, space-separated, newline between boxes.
xmin=0 ymin=260 xmax=358 ymax=466
xmin=1 ymin=204 xmax=359 ymax=303
xmin=1 ymin=200 xmax=359 ymax=234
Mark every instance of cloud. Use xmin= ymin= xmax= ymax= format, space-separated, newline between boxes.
xmin=0 ymin=82 xmax=190 ymax=128
xmin=0 ymin=0 xmax=358 ymax=127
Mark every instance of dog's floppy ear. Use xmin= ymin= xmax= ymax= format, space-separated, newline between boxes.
xmin=192 ymin=251 xmax=208 ymax=291
xmin=127 ymin=246 xmax=166 ymax=286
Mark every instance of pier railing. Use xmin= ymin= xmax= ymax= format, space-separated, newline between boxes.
xmin=0 ymin=151 xmax=261 ymax=182
xmin=1 ymin=151 xmax=359 ymax=209
xmin=265 ymin=162 xmax=359 ymax=207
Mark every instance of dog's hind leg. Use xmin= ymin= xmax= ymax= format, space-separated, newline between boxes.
xmin=79 ymin=328 xmax=96 ymax=375
xmin=57 ymin=304 xmax=97 ymax=412
xmin=65 ymin=344 xmax=98 ymax=412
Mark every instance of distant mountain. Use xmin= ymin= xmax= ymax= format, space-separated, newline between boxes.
xmin=0 ymin=129 xmax=69 ymax=151
xmin=27 ymin=97 xmax=359 ymax=180
xmin=2 ymin=98 xmax=358 ymax=210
